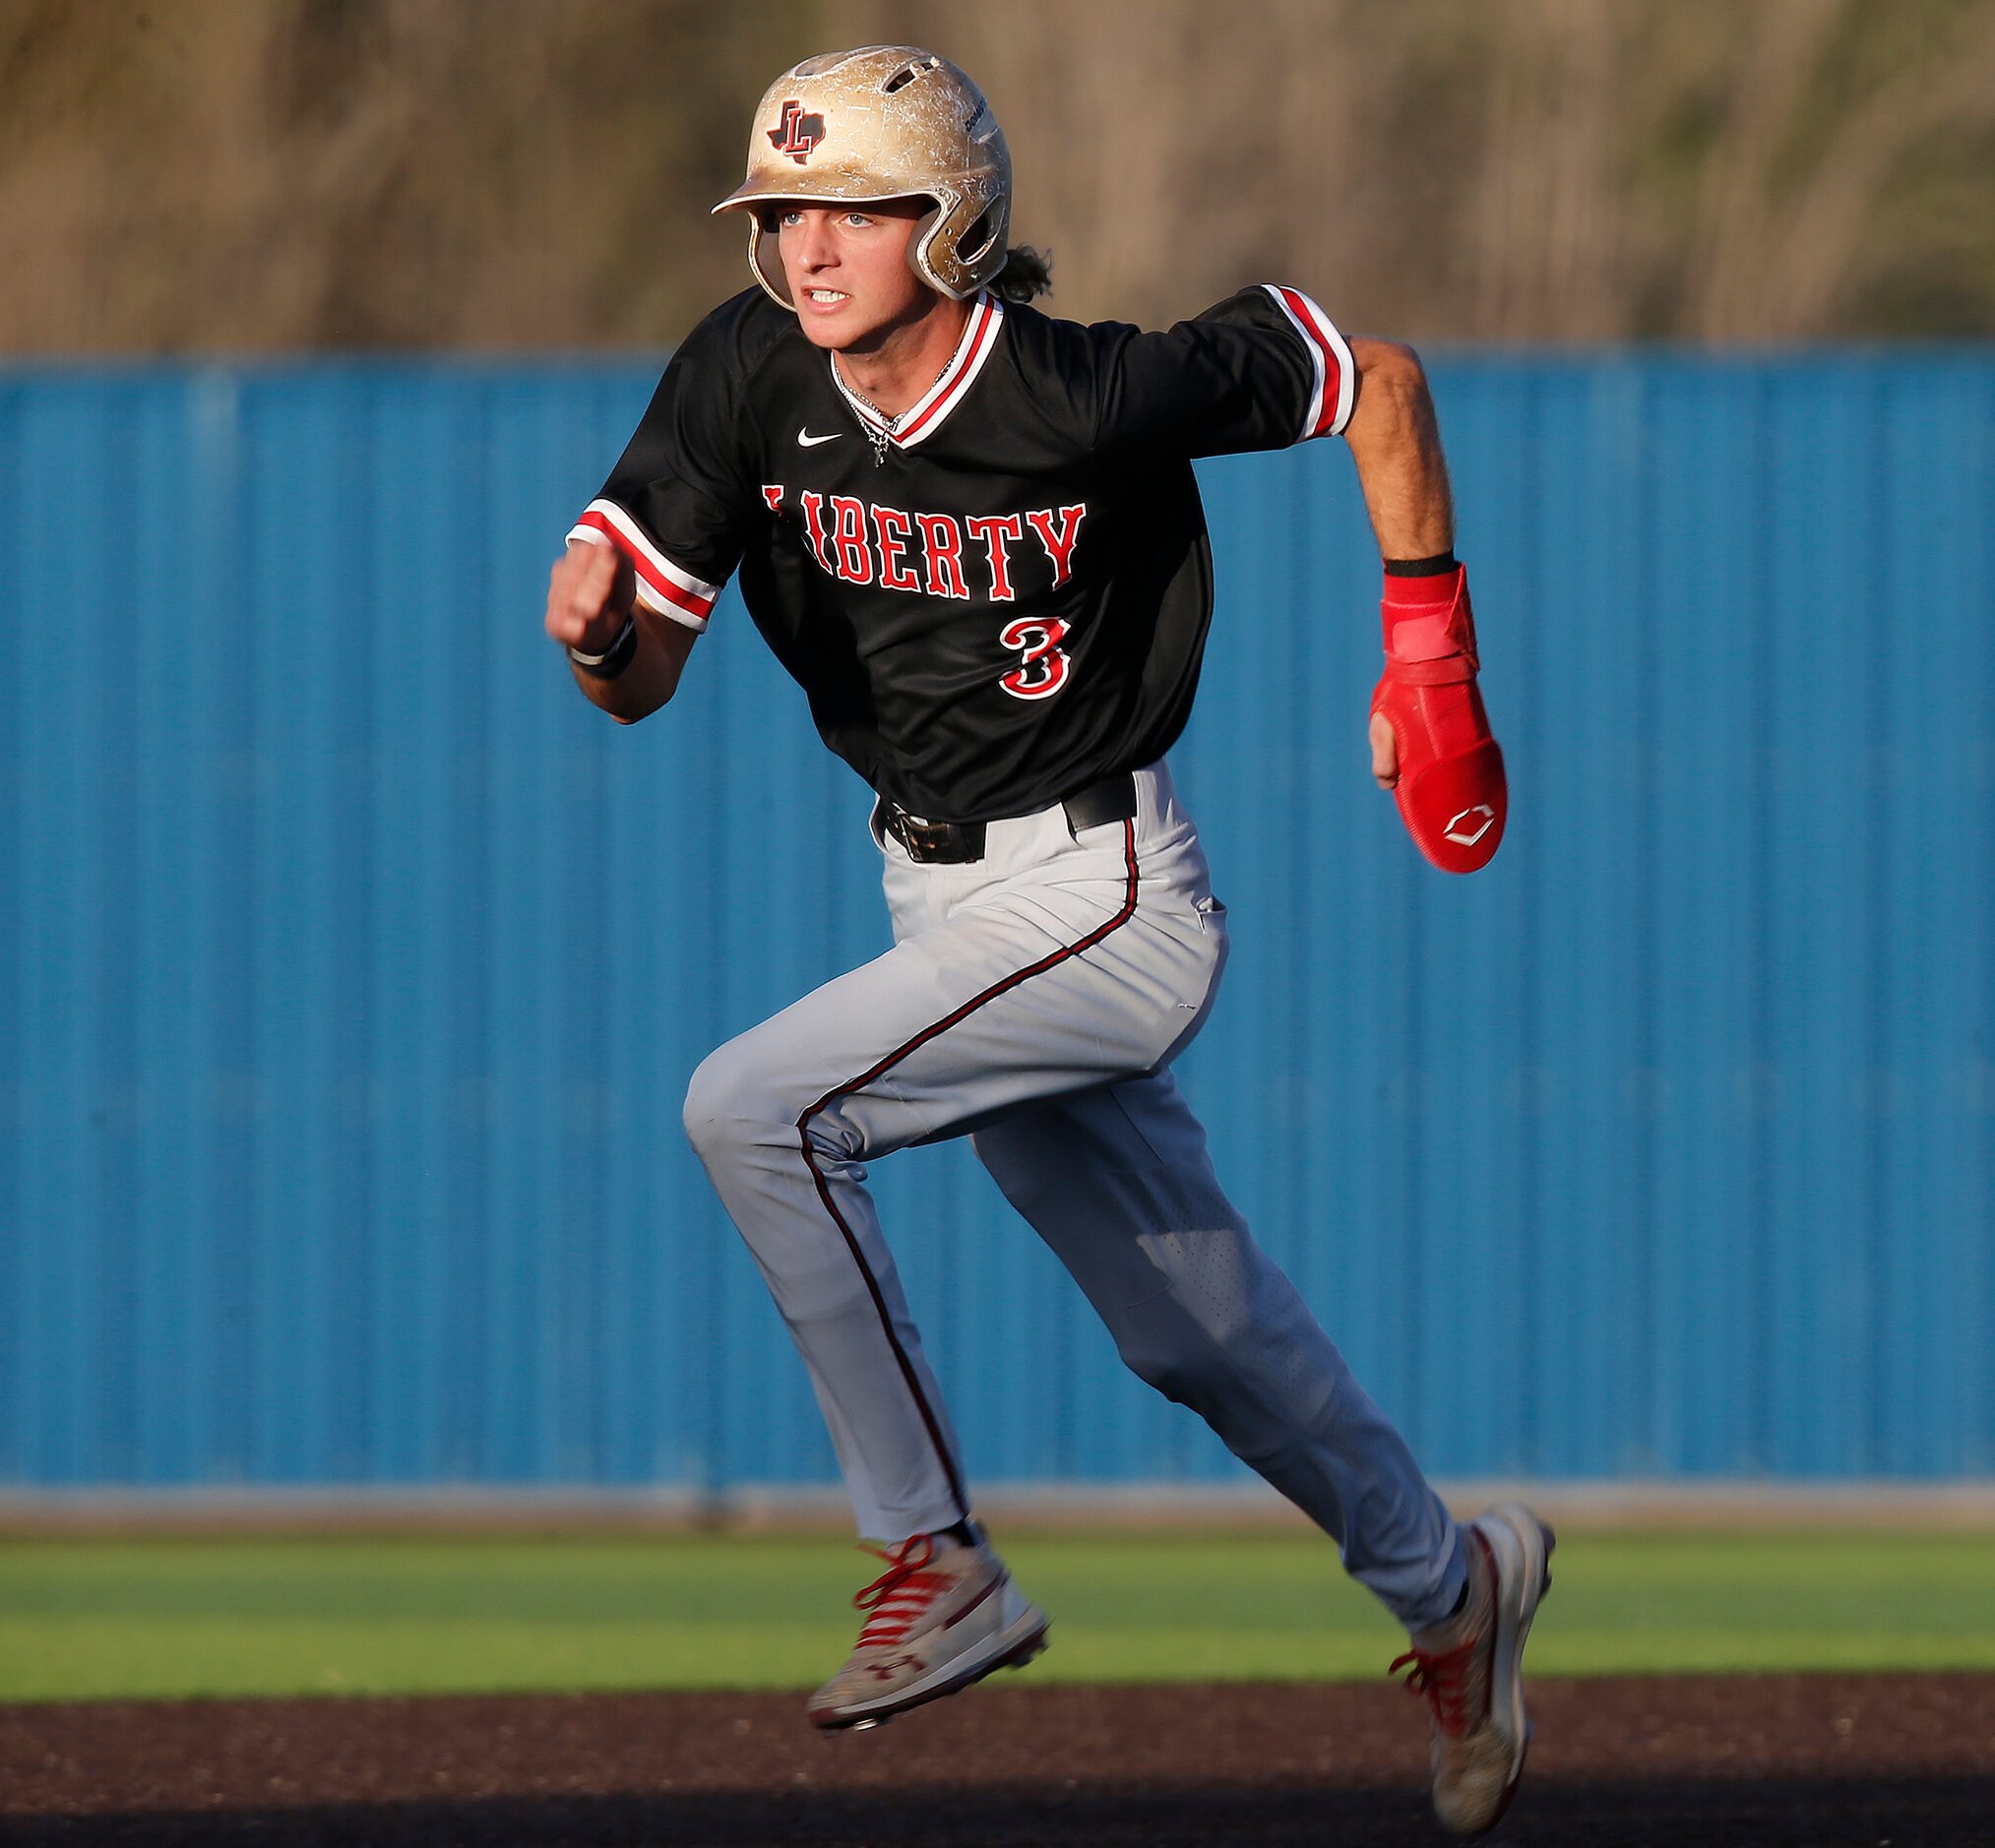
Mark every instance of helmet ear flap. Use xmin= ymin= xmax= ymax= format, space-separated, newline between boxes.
xmin=957 ymin=199 xmax=1004 ymax=269
xmin=905 ymin=201 xmax=952 ymax=296
xmin=747 ymin=213 xmax=792 ymax=308
xmin=911 ymin=191 xmax=1009 ymax=298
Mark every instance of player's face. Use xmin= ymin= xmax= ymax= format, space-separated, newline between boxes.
xmin=775 ymin=199 xmax=938 ymax=350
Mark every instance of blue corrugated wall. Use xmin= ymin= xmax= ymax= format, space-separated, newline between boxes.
xmin=1 ymin=351 xmax=1990 ymax=1492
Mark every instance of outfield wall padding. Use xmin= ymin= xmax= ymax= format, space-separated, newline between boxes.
xmin=1 ymin=350 xmax=1990 ymax=1490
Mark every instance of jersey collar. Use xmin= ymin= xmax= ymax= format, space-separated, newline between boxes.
xmin=827 ymin=292 xmax=1005 ymax=452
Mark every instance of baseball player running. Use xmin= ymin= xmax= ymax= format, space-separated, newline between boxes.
xmin=545 ymin=46 xmax=1548 ymax=1836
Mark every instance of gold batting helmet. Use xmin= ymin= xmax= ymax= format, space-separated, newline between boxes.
xmin=711 ymin=46 xmax=1011 ymax=309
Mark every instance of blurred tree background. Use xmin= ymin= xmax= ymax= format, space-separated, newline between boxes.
xmin=3 ymin=0 xmax=1992 ymax=353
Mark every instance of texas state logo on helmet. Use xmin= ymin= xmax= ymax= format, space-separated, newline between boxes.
xmin=712 ymin=45 xmax=1012 ymax=306
xmin=767 ymin=99 xmax=826 ymax=164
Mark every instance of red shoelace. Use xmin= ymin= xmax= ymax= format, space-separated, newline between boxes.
xmin=1389 ymin=1634 xmax=1480 ymax=1738
xmin=851 ymin=1535 xmax=955 ymax=1648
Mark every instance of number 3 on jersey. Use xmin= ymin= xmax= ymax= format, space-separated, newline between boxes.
xmin=998 ymin=616 xmax=1071 ymax=702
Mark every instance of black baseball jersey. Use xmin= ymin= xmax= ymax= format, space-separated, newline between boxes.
xmin=569 ymin=282 xmax=1356 ymax=823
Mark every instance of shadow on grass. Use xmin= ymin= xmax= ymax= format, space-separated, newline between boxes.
xmin=10 ymin=1772 xmax=1995 ymax=1847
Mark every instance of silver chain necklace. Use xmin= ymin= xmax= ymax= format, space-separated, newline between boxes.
xmin=838 ymin=353 xmax=953 ymax=466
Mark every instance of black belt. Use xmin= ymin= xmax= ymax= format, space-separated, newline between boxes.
xmin=879 ymin=770 xmax=1138 ymax=865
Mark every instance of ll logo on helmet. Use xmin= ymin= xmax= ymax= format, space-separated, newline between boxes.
xmin=713 ymin=45 xmax=1013 ymax=308
xmin=767 ymin=99 xmax=826 ymax=164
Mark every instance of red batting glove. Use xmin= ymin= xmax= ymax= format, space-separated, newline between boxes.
xmin=1369 ymin=564 xmax=1507 ymax=874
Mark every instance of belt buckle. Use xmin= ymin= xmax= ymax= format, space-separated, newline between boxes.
xmin=888 ymin=807 xmax=983 ymax=864
xmin=895 ymin=812 xmax=951 ymax=862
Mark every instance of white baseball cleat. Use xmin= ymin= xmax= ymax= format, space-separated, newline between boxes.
xmin=806 ymin=1530 xmax=1049 ymax=1731
xmin=1391 ymin=1503 xmax=1555 ymax=1836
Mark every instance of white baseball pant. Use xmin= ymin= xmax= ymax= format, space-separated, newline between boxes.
xmin=682 ymin=760 xmax=1468 ymax=1630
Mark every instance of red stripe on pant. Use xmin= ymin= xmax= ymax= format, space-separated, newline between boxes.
xmin=793 ymin=818 xmax=1142 ymax=1526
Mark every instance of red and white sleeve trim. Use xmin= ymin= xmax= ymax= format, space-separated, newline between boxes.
xmin=566 ymin=500 xmax=725 ymax=631
xmin=1262 ymin=284 xmax=1356 ymax=442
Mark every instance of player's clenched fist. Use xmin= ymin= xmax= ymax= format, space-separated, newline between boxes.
xmin=544 ymin=538 xmax=633 ymax=653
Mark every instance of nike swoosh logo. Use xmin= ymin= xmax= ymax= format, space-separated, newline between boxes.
xmin=797 ymin=428 xmax=842 ymax=448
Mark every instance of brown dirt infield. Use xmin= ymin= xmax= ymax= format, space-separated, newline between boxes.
xmin=3 ymin=1673 xmax=1991 ymax=1846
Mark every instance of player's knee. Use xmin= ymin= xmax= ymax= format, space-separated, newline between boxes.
xmin=682 ymin=1038 xmax=790 ymax=1165
xmin=1112 ymin=1303 xmax=1216 ymax=1408
xmin=1123 ymin=1343 xmax=1216 ymax=1409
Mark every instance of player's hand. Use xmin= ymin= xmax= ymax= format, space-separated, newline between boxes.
xmin=545 ymin=539 xmax=634 ymax=652
xmin=1369 ymin=709 xmax=1400 ymax=789
xmin=1369 ymin=564 xmax=1506 ymax=873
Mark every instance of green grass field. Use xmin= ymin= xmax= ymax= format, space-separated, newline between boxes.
xmin=3 ymin=1530 xmax=1992 ymax=1704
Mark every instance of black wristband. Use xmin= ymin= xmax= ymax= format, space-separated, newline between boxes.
xmin=1384 ymin=549 xmax=1459 ymax=578
xmin=569 ymin=616 xmax=638 ymax=680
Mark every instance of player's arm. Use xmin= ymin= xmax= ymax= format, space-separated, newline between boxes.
xmin=1342 ymin=338 xmax=1452 ymax=787
xmin=544 ymin=538 xmax=697 ymax=723
xmin=549 ymin=298 xmax=764 ymax=722
xmin=1341 ymin=338 xmax=1506 ymax=873
xmin=1341 ymin=338 xmax=1454 ymax=573
xmin=1090 ymin=297 xmax=1502 ymax=868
